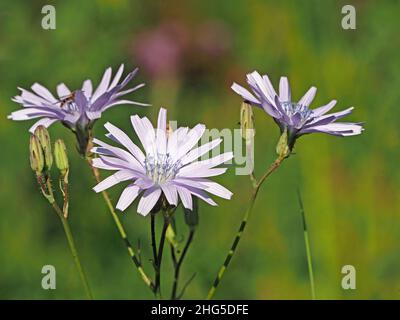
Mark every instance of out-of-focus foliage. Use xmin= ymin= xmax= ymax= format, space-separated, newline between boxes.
xmin=0 ymin=0 xmax=399 ymax=299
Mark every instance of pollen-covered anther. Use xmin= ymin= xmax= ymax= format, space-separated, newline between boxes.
xmin=145 ymin=153 xmax=181 ymax=184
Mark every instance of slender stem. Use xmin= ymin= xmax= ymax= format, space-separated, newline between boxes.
xmin=297 ymin=189 xmax=316 ymax=300
xmin=87 ymin=158 xmax=155 ymax=293
xmin=207 ymin=155 xmax=286 ymax=300
xmin=170 ymin=243 xmax=177 ymax=269
xmin=151 ymin=213 xmax=158 ymax=270
xmin=150 ymin=213 xmax=159 ymax=298
xmin=37 ymin=173 xmax=93 ymax=299
xmin=155 ymin=215 xmax=169 ymax=297
xmin=50 ymin=203 xmax=93 ymax=299
xmin=171 ymin=229 xmax=195 ymax=300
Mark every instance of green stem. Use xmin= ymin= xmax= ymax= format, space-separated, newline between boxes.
xmin=88 ymin=159 xmax=155 ymax=293
xmin=37 ymin=173 xmax=93 ymax=299
xmin=171 ymin=229 xmax=195 ymax=300
xmin=151 ymin=213 xmax=158 ymax=269
xmin=207 ymin=155 xmax=286 ymax=300
xmin=297 ymin=189 xmax=316 ymax=300
xmin=155 ymin=215 xmax=169 ymax=298
xmin=51 ymin=203 xmax=93 ymax=299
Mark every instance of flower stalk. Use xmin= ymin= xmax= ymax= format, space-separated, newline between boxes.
xmin=154 ymin=214 xmax=170 ymax=297
xmin=170 ymin=229 xmax=195 ymax=300
xmin=30 ymin=128 xmax=93 ymax=299
xmin=87 ymin=156 xmax=156 ymax=293
xmin=170 ymin=201 xmax=198 ymax=300
xmin=207 ymin=152 xmax=287 ymax=299
xmin=52 ymin=201 xmax=93 ymax=300
xmin=297 ymin=189 xmax=316 ymax=300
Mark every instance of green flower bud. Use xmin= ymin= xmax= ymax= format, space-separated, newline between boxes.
xmin=34 ymin=126 xmax=53 ymax=170
xmin=54 ymin=139 xmax=69 ymax=174
xmin=166 ymin=224 xmax=179 ymax=249
xmin=184 ymin=197 xmax=199 ymax=229
xmin=276 ymin=128 xmax=291 ymax=158
xmin=240 ymin=102 xmax=255 ymax=141
xmin=29 ymin=134 xmax=45 ymax=173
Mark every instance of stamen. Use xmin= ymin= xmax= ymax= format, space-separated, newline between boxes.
xmin=60 ymin=101 xmax=80 ymax=114
xmin=281 ymin=101 xmax=314 ymax=127
xmin=144 ymin=153 xmax=181 ymax=184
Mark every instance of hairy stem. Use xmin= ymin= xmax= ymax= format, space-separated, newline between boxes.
xmin=207 ymin=155 xmax=286 ymax=299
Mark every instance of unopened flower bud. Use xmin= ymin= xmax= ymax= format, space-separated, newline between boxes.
xmin=240 ymin=102 xmax=255 ymax=141
xmin=184 ymin=198 xmax=199 ymax=229
xmin=34 ymin=126 xmax=53 ymax=170
xmin=276 ymin=128 xmax=291 ymax=158
xmin=29 ymin=135 xmax=44 ymax=173
xmin=54 ymin=139 xmax=69 ymax=174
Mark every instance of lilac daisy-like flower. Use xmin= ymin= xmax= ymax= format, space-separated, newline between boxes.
xmin=9 ymin=64 xmax=148 ymax=154
xmin=232 ymin=71 xmax=363 ymax=151
xmin=91 ymin=108 xmax=233 ymax=216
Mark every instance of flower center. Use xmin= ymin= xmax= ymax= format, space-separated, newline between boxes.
xmin=144 ymin=153 xmax=181 ymax=184
xmin=60 ymin=101 xmax=80 ymax=114
xmin=281 ymin=101 xmax=314 ymax=127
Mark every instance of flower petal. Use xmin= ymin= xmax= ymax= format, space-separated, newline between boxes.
xmin=92 ymin=138 xmax=144 ymax=171
xmin=130 ymin=115 xmax=156 ymax=155
xmin=91 ymin=67 xmax=112 ymax=102
xmin=179 ymin=152 xmax=233 ymax=175
xmin=93 ymin=170 xmax=136 ymax=193
xmin=299 ymin=122 xmax=364 ymax=136
xmin=116 ymin=184 xmax=141 ymax=211
xmin=279 ymin=76 xmax=291 ymax=102
xmin=103 ymin=122 xmax=146 ymax=163
xmin=137 ymin=187 xmax=162 ymax=216
xmin=311 ymin=100 xmax=337 ymax=117
xmin=174 ymin=124 xmax=206 ymax=160
xmin=109 ymin=64 xmax=124 ymax=90
xmin=245 ymin=71 xmax=281 ymax=118
xmin=298 ymin=86 xmax=317 ymax=107
xmin=184 ymin=186 xmax=217 ymax=206
xmin=31 ymin=83 xmax=58 ymax=103
xmin=231 ymin=83 xmax=261 ymax=106
xmin=194 ymin=180 xmax=233 ymax=200
xmin=29 ymin=118 xmax=58 ymax=133
xmin=160 ymin=183 xmax=178 ymax=206
xmin=156 ymin=108 xmax=167 ymax=154
xmin=82 ymin=80 xmax=93 ymax=99
xmin=176 ymin=185 xmax=193 ymax=210
xmin=180 ymin=138 xmax=222 ymax=165
xmin=57 ymin=83 xmax=72 ymax=98
xmin=177 ymin=167 xmax=228 ymax=178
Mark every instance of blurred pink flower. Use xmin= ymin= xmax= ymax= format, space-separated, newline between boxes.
xmin=132 ymin=22 xmax=189 ymax=79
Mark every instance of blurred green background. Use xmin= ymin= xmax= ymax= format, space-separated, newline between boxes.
xmin=0 ymin=0 xmax=399 ymax=299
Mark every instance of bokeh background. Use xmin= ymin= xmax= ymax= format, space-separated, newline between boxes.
xmin=0 ymin=0 xmax=399 ymax=299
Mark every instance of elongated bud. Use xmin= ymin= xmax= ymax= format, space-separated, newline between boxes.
xmin=184 ymin=198 xmax=199 ymax=229
xmin=34 ymin=126 xmax=53 ymax=170
xmin=54 ymin=139 xmax=69 ymax=174
xmin=240 ymin=102 xmax=255 ymax=141
xmin=276 ymin=128 xmax=291 ymax=158
xmin=29 ymin=135 xmax=45 ymax=173
xmin=166 ymin=224 xmax=179 ymax=249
